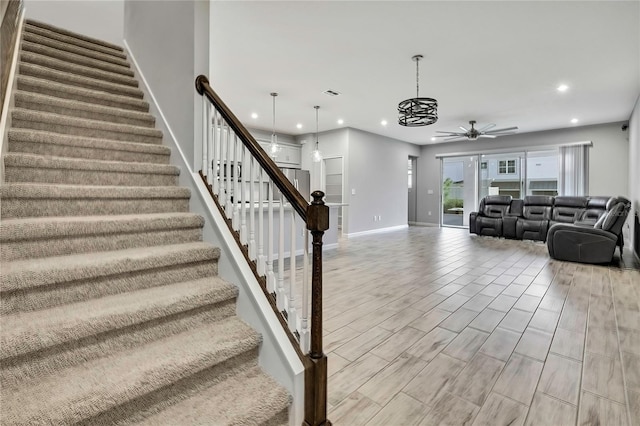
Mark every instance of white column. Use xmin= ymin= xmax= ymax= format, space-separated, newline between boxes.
xmin=288 ymin=209 xmax=297 ymax=333
xmin=277 ymin=191 xmax=286 ymax=311
xmin=266 ymin=179 xmax=276 ymax=293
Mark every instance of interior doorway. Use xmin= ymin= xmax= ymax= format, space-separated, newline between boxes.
xmin=408 ymin=156 xmax=417 ymax=224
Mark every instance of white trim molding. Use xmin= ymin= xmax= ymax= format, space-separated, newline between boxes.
xmin=346 ymin=224 xmax=409 ymax=238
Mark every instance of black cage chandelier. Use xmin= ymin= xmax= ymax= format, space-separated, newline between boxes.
xmin=398 ymin=54 xmax=438 ymax=127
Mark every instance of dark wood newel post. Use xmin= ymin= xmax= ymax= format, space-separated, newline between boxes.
xmin=304 ymin=191 xmax=331 ymax=426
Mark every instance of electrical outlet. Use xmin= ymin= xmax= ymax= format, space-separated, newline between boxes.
xmin=427 ymin=189 xmax=434 ymax=194
xmin=378 ymin=215 xmax=382 ymax=221
xmin=373 ymin=215 xmax=377 ymax=221
xmin=428 ymin=211 xmax=432 ymax=216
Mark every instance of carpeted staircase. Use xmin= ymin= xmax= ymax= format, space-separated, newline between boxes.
xmin=0 ymin=19 xmax=290 ymax=425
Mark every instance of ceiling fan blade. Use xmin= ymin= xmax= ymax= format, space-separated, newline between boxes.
xmin=445 ymin=136 xmax=466 ymax=141
xmin=435 ymin=131 xmax=465 ymax=134
xmin=478 ymin=123 xmax=496 ymax=132
xmin=479 ymin=134 xmax=497 ymax=138
xmin=487 ymin=126 xmax=518 ymax=133
xmin=459 ymin=126 xmax=469 ymax=132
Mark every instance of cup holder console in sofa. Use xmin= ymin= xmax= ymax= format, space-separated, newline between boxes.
xmin=469 ymin=195 xmax=630 ymax=264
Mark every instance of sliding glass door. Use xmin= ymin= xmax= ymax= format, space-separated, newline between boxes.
xmin=479 ymin=152 xmax=525 ymax=200
xmin=442 ymin=156 xmax=477 ymax=227
xmin=440 ymin=148 xmax=562 ymax=228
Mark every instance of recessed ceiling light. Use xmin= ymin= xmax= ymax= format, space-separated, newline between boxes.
xmin=337 ymin=119 xmax=344 ymax=125
xmin=431 ymin=137 xmax=437 ymax=141
xmin=557 ymin=84 xmax=569 ymax=92
xmin=571 ymin=118 xmax=579 ymax=124
xmin=251 ymin=113 xmax=258 ymax=119
xmin=296 ymin=123 xmax=303 ymax=129
xmin=381 ymin=120 xmax=388 ymax=126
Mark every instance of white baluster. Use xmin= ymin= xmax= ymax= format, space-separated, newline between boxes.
xmin=300 ymin=230 xmax=310 ymax=353
xmin=288 ymin=210 xmax=297 ymax=332
xmin=212 ymin=110 xmax=219 ymax=196
xmin=201 ymin=98 xmax=207 ymax=176
xmin=232 ymin=135 xmax=240 ymax=230
xmin=219 ymin=121 xmax=226 ymax=206
xmin=257 ymin=169 xmax=265 ymax=275
xmin=248 ymin=156 xmax=256 ymax=260
xmin=207 ymin=105 xmax=213 ymax=181
xmin=225 ymin=127 xmax=233 ymax=217
xmin=266 ymin=179 xmax=276 ymax=293
xmin=240 ymin=144 xmax=247 ymax=245
xmin=277 ymin=191 xmax=286 ymax=311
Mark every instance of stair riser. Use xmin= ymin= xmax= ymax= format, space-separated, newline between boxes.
xmin=5 ymin=165 xmax=177 ymax=187
xmin=2 ymin=227 xmax=202 ymax=261
xmin=20 ymin=52 xmax=138 ymax=87
xmin=1 ymin=262 xmax=218 ymax=315
xmin=14 ymin=96 xmax=154 ymax=128
xmin=19 ymin=64 xmax=143 ymax=99
xmin=8 ymin=139 xmax=170 ymax=164
xmin=1 ymin=198 xmax=189 ymax=219
xmin=17 ymin=77 xmax=148 ymax=112
xmin=22 ymin=33 xmax=131 ymax=69
xmin=77 ymin=349 xmax=259 ymax=426
xmin=11 ymin=118 xmax=162 ymax=144
xmin=1 ymin=301 xmax=237 ymax=388
xmin=24 ymin=24 xmax=126 ymax=59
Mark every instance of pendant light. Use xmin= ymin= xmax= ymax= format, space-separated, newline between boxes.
xmin=311 ymin=105 xmax=323 ymax=163
xmin=268 ymin=92 xmax=281 ymax=158
xmin=398 ymin=54 xmax=438 ymax=127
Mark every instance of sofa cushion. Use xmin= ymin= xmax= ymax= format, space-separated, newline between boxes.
xmin=480 ymin=195 xmax=512 ymax=218
xmin=551 ymin=196 xmax=588 ymax=224
xmin=522 ymin=196 xmax=553 ymax=221
xmin=602 ymin=202 xmax=625 ymax=232
xmin=581 ymin=196 xmax=610 ymax=224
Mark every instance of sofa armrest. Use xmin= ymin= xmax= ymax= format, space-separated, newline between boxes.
xmin=469 ymin=212 xmax=478 ymax=234
xmin=547 ymin=223 xmax=618 ymax=264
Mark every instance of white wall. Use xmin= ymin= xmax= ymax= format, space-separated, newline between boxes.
xmin=416 ymin=122 xmax=629 ymax=225
xmin=24 ymin=0 xmax=123 ymax=46
xmin=628 ymin=95 xmax=640 ymax=258
xmin=124 ymin=0 xmax=208 ymax=173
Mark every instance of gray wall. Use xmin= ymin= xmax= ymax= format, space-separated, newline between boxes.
xmin=347 ymin=128 xmax=420 ymax=234
xmin=628 ymin=96 xmax=640 ymax=257
xmin=416 ymin=122 xmax=629 ymax=225
xmin=24 ymin=0 xmax=124 ymax=46
xmin=124 ymin=0 xmax=208 ymax=172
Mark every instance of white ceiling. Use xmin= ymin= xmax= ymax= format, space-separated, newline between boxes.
xmin=210 ymin=1 xmax=640 ymax=145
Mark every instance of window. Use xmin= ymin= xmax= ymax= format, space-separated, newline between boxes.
xmin=498 ymin=159 xmax=516 ymax=174
xmin=480 ymin=162 xmax=487 ymax=170
xmin=408 ymin=158 xmax=413 ymax=188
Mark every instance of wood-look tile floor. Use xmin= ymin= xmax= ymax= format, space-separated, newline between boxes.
xmin=322 ymin=226 xmax=640 ymax=426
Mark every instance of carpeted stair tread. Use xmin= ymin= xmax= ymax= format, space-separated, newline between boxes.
xmin=26 ymin=19 xmax=125 ymax=53
xmin=20 ymin=51 xmax=137 ymax=87
xmin=14 ymin=91 xmax=154 ymax=127
xmin=22 ymin=31 xmax=131 ymax=69
xmin=7 ymin=129 xmax=170 ymax=164
xmin=11 ymin=109 xmax=162 ymax=143
xmin=24 ymin=22 xmax=127 ymax=59
xmin=4 ymin=153 xmax=177 ymax=177
xmin=1 ymin=212 xmax=203 ymax=242
xmin=1 ymin=242 xmax=220 ymax=293
xmin=1 ymin=212 xmax=205 ymax=261
xmin=1 ymin=277 xmax=238 ymax=360
xmin=19 ymin=63 xmax=143 ymax=99
xmin=137 ymin=364 xmax=291 ymax=425
xmin=1 ymin=317 xmax=260 ymax=425
xmin=1 ymin=183 xmax=191 ymax=218
xmin=16 ymin=75 xmax=149 ymax=112
xmin=4 ymin=152 xmax=179 ymax=186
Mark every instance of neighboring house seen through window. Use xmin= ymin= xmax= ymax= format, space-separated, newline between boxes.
xmin=498 ymin=159 xmax=516 ymax=174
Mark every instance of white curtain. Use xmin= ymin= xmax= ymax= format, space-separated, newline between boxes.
xmin=558 ymin=145 xmax=589 ymax=196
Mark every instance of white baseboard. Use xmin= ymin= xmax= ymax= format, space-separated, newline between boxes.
xmin=409 ymin=221 xmax=439 ymax=227
xmin=346 ymin=224 xmax=409 ymax=238
xmin=0 ymin=8 xmax=25 ymax=184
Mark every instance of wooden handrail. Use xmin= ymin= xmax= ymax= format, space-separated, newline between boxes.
xmin=195 ymin=75 xmax=308 ymax=220
xmin=195 ymin=75 xmax=331 ymax=426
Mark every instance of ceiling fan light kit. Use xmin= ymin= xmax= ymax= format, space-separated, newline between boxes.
xmin=398 ymin=55 xmax=438 ymax=127
xmin=434 ymin=120 xmax=519 ymax=141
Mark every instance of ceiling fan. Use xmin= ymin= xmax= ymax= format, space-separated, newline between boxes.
xmin=434 ymin=120 xmax=518 ymax=141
